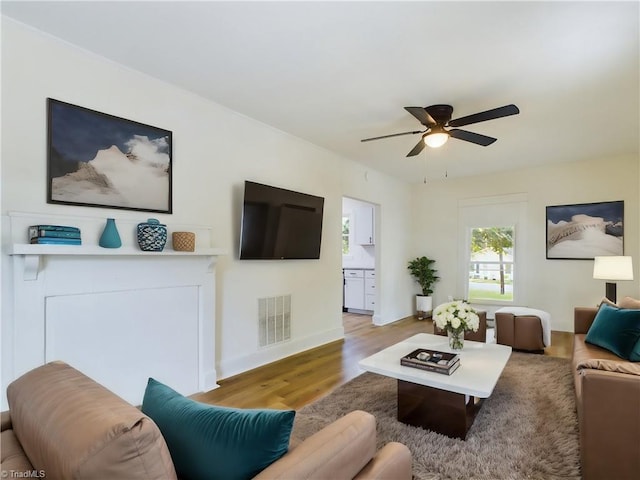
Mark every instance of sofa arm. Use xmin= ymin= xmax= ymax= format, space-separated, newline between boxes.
xmin=579 ymin=369 xmax=640 ymax=479
xmin=574 ymin=307 xmax=598 ymax=334
xmin=354 ymin=442 xmax=412 ymax=480
xmin=254 ymin=410 xmax=379 ymax=480
xmin=1 ymin=410 xmax=11 ymax=431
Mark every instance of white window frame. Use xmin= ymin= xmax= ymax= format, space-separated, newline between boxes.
xmin=458 ymin=194 xmax=528 ymax=307
xmin=467 ymin=226 xmax=515 ymax=304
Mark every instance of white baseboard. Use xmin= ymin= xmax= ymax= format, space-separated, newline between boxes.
xmin=345 ymin=308 xmax=373 ymax=315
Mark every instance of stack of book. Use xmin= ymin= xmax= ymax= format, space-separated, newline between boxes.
xmin=400 ymin=348 xmax=460 ymax=375
xmin=29 ymin=225 xmax=82 ymax=245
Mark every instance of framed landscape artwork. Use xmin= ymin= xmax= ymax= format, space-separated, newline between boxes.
xmin=546 ymin=201 xmax=624 ymax=259
xmin=47 ymin=98 xmax=172 ymax=213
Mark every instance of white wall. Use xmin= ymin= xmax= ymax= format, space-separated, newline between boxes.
xmin=0 ymin=18 xmax=414 ymax=384
xmin=340 ymin=165 xmax=415 ymax=325
xmin=411 ymin=155 xmax=640 ymax=332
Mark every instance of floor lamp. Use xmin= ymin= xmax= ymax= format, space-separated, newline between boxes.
xmin=593 ymin=256 xmax=634 ymax=303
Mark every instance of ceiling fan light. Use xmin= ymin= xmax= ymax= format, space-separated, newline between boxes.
xmin=424 ymin=131 xmax=449 ymax=148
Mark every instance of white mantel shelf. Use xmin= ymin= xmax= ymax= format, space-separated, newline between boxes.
xmin=9 ymin=244 xmax=226 ymax=256
xmin=8 ymin=244 xmax=227 ymax=280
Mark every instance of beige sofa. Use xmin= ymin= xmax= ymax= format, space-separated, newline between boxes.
xmin=573 ymin=307 xmax=640 ymax=480
xmin=1 ymin=361 xmax=412 ymax=479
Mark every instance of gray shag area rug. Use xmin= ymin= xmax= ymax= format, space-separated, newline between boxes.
xmin=292 ymin=352 xmax=580 ymax=480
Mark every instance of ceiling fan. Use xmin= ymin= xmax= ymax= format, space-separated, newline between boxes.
xmin=361 ymin=104 xmax=520 ymax=157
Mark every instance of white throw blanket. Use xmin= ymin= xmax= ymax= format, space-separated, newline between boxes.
xmin=494 ymin=307 xmax=552 ymax=347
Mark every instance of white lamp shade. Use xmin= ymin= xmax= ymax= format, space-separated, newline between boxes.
xmin=593 ymin=256 xmax=634 ymax=281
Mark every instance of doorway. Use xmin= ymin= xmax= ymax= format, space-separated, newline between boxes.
xmin=342 ymin=197 xmax=377 ymax=324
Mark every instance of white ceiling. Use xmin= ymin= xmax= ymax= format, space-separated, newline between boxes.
xmin=2 ymin=1 xmax=639 ymax=183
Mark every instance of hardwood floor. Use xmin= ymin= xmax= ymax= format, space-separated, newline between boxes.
xmin=192 ymin=313 xmax=573 ymax=410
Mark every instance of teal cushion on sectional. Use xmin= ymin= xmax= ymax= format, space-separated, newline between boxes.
xmin=585 ymin=304 xmax=640 ymax=361
xmin=141 ymin=378 xmax=295 ymax=480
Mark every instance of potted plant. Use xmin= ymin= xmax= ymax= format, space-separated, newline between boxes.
xmin=407 ymin=256 xmax=439 ymax=319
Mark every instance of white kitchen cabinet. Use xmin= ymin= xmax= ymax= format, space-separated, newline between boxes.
xmin=344 ymin=269 xmax=365 ymax=309
xmin=355 ymin=206 xmax=375 ymax=245
xmin=364 ymin=270 xmax=376 ymax=310
xmin=344 ymin=269 xmax=375 ymax=312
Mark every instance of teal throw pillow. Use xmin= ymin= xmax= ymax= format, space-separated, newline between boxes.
xmin=141 ymin=378 xmax=295 ymax=480
xmin=585 ymin=304 xmax=640 ymax=361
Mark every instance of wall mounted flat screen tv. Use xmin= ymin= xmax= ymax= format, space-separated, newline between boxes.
xmin=239 ymin=181 xmax=324 ymax=260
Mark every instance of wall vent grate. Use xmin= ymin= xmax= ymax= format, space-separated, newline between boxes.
xmin=258 ymin=295 xmax=291 ymax=347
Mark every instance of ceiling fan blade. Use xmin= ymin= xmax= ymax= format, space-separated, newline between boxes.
xmin=406 ymin=138 xmax=426 ymax=157
xmin=449 ymin=129 xmax=497 ymax=146
xmin=361 ymin=130 xmax=424 ymax=142
xmin=404 ymin=107 xmax=436 ymax=127
xmin=448 ymin=104 xmax=519 ymax=128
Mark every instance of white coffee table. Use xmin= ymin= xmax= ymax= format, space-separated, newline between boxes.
xmin=358 ymin=333 xmax=512 ymax=439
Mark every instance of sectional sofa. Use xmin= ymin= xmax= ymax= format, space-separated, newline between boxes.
xmin=0 ymin=361 xmax=412 ymax=479
xmin=572 ymin=299 xmax=640 ymax=480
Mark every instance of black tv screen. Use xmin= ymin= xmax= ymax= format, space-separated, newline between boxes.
xmin=239 ymin=181 xmax=324 ymax=260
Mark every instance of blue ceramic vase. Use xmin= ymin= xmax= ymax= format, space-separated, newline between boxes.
xmin=99 ymin=218 xmax=122 ymax=248
xmin=136 ymin=218 xmax=167 ymax=252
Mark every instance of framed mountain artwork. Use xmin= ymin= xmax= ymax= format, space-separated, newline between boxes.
xmin=47 ymin=98 xmax=172 ymax=213
xmin=546 ymin=201 xmax=624 ymax=259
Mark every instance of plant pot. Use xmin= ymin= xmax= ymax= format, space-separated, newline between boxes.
xmin=415 ymin=295 xmax=433 ymax=320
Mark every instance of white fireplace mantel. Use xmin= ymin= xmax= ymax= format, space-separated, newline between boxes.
xmin=2 ymin=212 xmax=226 ymax=408
xmin=8 ymin=244 xmax=226 ymax=280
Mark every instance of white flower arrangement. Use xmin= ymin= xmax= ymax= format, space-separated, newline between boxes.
xmin=433 ymin=301 xmax=480 ymax=334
